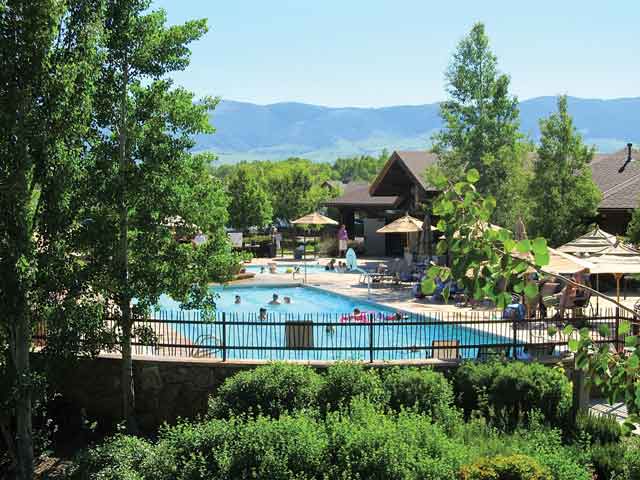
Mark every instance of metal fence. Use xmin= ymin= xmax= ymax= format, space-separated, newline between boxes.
xmin=33 ymin=308 xmax=630 ymax=362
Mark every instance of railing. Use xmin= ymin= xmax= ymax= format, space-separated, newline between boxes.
xmin=33 ymin=307 xmax=631 ymax=363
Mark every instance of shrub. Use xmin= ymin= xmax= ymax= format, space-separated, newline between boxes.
xmin=573 ymin=411 xmax=621 ymax=444
xmin=621 ymin=436 xmax=640 ymax=479
xmin=589 ymin=442 xmax=626 ymax=480
xmin=454 ymin=361 xmax=572 ymax=428
xmin=325 ymin=399 xmax=469 ymax=479
xmin=67 ymin=434 xmax=153 ymax=480
xmin=382 ymin=367 xmax=454 ymax=418
xmin=459 ymin=454 xmax=551 ymax=480
xmin=207 ymin=363 xmax=323 ymax=419
xmin=317 ymin=362 xmax=387 ymax=412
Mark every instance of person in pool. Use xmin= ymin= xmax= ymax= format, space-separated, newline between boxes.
xmin=325 ymin=259 xmax=336 ymax=271
xmin=259 ymin=308 xmax=267 ymax=321
xmin=268 ymin=293 xmax=281 ymax=305
xmin=283 ymin=296 xmax=292 ymax=304
xmin=234 ymin=295 xmax=241 ymax=304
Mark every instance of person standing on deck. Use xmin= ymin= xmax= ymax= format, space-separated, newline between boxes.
xmin=337 ymin=224 xmax=348 ymax=257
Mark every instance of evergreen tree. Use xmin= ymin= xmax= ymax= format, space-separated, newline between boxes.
xmin=528 ymin=96 xmax=601 ymax=246
xmin=432 ymin=22 xmax=527 ymax=226
xmin=227 ymin=166 xmax=273 ymax=230
xmin=77 ymin=0 xmax=238 ymax=431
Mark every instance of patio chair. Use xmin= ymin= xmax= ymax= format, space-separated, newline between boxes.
xmin=430 ymin=340 xmax=460 ymax=361
xmin=476 ymin=345 xmax=511 ymax=362
xmin=523 ymin=343 xmax=555 ymax=360
xmin=357 ymin=263 xmax=389 ymax=286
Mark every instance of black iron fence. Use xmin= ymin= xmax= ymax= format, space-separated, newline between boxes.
xmin=33 ymin=308 xmax=631 ymax=363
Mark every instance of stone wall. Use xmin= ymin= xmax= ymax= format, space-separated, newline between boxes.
xmin=42 ymin=354 xmax=268 ymax=431
xmin=40 ymin=354 xmax=575 ymax=432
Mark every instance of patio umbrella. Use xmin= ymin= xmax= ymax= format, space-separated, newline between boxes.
xmin=577 ymin=242 xmax=640 ymax=304
xmin=558 ymin=226 xmax=624 ymax=310
xmin=377 ymin=214 xmax=435 ymax=262
xmin=291 ymin=212 xmax=338 ymax=283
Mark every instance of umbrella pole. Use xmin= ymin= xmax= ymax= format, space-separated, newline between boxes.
xmin=596 ymin=274 xmax=599 ymax=315
xmin=304 ymin=231 xmax=307 ymax=284
xmin=615 ymin=272 xmax=622 ymax=306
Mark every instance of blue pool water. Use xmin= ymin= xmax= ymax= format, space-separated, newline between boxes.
xmin=154 ymin=286 xmax=514 ymax=361
xmin=244 ymin=263 xmax=351 ymax=274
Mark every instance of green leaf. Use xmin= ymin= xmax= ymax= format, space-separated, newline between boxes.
xmin=625 ymin=336 xmax=637 ymax=348
xmin=563 ymin=325 xmax=574 ymax=337
xmin=531 ymin=237 xmax=548 ymax=255
xmin=503 ymin=239 xmax=516 ymax=253
xmin=513 ymin=282 xmax=524 ymax=293
xmin=598 ymin=324 xmax=611 ymax=337
xmin=524 ymin=282 xmax=538 ymax=299
xmin=533 ymin=251 xmax=550 ymax=267
xmin=516 ymin=239 xmax=531 ymax=253
xmin=620 ymin=320 xmax=631 ymax=336
xmin=421 ymin=278 xmax=436 ymax=294
xmin=628 ymin=354 xmax=640 ymax=369
xmin=568 ymin=339 xmax=580 ymax=352
xmin=547 ymin=325 xmax=558 ymax=337
xmin=466 ymin=169 xmax=480 ymax=183
xmin=482 ymin=196 xmax=496 ymax=212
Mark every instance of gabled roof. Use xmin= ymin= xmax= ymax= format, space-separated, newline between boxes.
xmin=324 ymin=183 xmax=401 ymax=208
xmin=591 ymin=148 xmax=640 ymax=210
xmin=369 ymin=151 xmax=439 ymax=196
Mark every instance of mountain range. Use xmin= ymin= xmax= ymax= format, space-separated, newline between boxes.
xmin=194 ymin=96 xmax=640 ymax=163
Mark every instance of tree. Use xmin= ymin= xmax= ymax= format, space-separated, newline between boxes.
xmin=528 ymin=96 xmax=601 ymax=246
xmin=227 ymin=166 xmax=273 ymax=230
xmin=332 ymin=150 xmax=389 ymax=182
xmin=0 ymin=1 xmax=101 ymax=477
xmin=432 ymin=22 xmax=527 ymax=227
xmin=77 ymin=0 xmax=238 ymax=432
xmin=626 ymin=200 xmax=640 ymax=245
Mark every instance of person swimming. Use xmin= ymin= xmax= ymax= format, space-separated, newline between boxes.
xmin=268 ymin=293 xmax=281 ymax=305
xmin=259 ymin=266 xmax=266 ymax=274
xmin=234 ymin=295 xmax=241 ymax=304
xmin=259 ymin=308 xmax=267 ymax=321
xmin=283 ymin=296 xmax=292 ymax=304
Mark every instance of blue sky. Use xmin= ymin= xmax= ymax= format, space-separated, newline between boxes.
xmin=153 ymin=0 xmax=639 ymax=107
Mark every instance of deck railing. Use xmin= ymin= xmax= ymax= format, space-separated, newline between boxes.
xmin=33 ymin=307 xmax=631 ymax=363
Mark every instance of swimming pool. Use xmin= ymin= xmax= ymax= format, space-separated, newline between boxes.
xmin=244 ymin=263 xmax=352 ymax=274
xmin=154 ymin=285 xmax=514 ymax=361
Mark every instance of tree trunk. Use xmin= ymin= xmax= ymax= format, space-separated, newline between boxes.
xmin=117 ymin=59 xmax=136 ymax=432
xmin=12 ymin=308 xmax=33 ymax=480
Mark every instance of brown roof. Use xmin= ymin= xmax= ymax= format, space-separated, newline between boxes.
xmin=324 ymin=183 xmax=401 ymax=208
xmin=591 ymin=148 xmax=640 ymax=210
xmin=369 ymin=150 xmax=439 ymax=196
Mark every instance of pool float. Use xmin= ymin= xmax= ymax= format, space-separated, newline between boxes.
xmin=340 ymin=312 xmax=370 ymax=323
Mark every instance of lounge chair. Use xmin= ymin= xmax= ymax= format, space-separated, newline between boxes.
xmin=523 ymin=343 xmax=555 ymax=360
xmin=430 ymin=340 xmax=460 ymax=360
xmin=477 ymin=345 xmax=511 ymax=361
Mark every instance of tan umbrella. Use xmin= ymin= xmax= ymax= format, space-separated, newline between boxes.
xmin=578 ymin=242 xmax=640 ymax=303
xmin=291 ymin=212 xmax=339 ymax=226
xmin=557 ymin=226 xmax=619 ymax=256
xmin=377 ymin=214 xmax=435 ymax=260
xmin=291 ymin=212 xmax=338 ymax=282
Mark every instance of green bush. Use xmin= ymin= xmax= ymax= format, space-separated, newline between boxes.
xmin=382 ymin=367 xmax=454 ymax=418
xmin=459 ymin=454 xmax=551 ymax=480
xmin=621 ymin=437 xmax=640 ymax=480
xmin=589 ymin=442 xmax=626 ymax=480
xmin=454 ymin=361 xmax=572 ymax=428
xmin=317 ymin=362 xmax=387 ymax=412
xmin=207 ymin=363 xmax=323 ymax=419
xmin=573 ymin=411 xmax=621 ymax=444
xmin=325 ymin=399 xmax=469 ymax=479
xmin=68 ymin=402 xmax=593 ymax=480
xmin=68 ymin=434 xmax=153 ymax=480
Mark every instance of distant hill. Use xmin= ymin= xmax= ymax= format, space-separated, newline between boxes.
xmin=194 ymin=96 xmax=640 ymax=163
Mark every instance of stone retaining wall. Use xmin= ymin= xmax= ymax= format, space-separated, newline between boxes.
xmin=40 ymin=353 xmax=574 ymax=431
